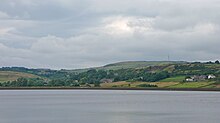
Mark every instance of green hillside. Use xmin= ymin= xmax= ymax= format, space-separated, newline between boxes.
xmin=0 ymin=71 xmax=39 ymax=82
xmin=70 ymin=61 xmax=186 ymax=73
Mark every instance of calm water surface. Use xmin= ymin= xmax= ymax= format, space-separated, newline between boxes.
xmin=0 ymin=90 xmax=220 ymax=123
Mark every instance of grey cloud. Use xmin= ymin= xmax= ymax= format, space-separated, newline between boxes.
xmin=0 ymin=11 xmax=10 ymax=19
xmin=0 ymin=0 xmax=220 ymax=69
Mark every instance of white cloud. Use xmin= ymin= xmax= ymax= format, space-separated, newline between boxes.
xmin=105 ymin=17 xmax=133 ymax=35
xmin=103 ymin=16 xmax=154 ymax=36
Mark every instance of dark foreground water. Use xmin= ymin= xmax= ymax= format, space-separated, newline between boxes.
xmin=0 ymin=90 xmax=220 ymax=123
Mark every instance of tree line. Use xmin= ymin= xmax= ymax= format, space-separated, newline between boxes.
xmin=0 ymin=68 xmax=170 ymax=87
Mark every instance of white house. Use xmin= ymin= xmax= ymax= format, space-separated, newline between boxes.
xmin=186 ymin=78 xmax=194 ymax=82
xmin=208 ymin=75 xmax=216 ymax=79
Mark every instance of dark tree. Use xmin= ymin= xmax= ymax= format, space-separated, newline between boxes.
xmin=16 ymin=78 xmax=28 ymax=87
xmin=94 ymin=81 xmax=100 ymax=87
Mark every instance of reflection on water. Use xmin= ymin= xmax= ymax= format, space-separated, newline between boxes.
xmin=0 ymin=90 xmax=220 ymax=123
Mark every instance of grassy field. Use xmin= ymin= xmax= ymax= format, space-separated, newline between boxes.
xmin=0 ymin=71 xmax=39 ymax=82
xmin=168 ymin=82 xmax=215 ymax=88
xmin=100 ymin=81 xmax=179 ymax=88
xmin=204 ymin=82 xmax=220 ymax=88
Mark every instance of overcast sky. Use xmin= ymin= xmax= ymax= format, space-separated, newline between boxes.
xmin=0 ymin=0 xmax=220 ymax=69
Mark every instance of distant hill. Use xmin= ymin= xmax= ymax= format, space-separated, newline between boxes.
xmin=0 ymin=71 xmax=39 ymax=82
xmin=70 ymin=61 xmax=187 ymax=73
xmin=102 ymin=61 xmax=186 ymax=70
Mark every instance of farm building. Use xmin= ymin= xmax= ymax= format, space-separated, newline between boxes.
xmin=100 ymin=79 xmax=114 ymax=83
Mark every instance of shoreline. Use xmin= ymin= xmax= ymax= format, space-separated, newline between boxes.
xmin=0 ymin=87 xmax=220 ymax=92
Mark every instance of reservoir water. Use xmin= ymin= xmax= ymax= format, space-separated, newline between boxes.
xmin=0 ymin=90 xmax=220 ymax=123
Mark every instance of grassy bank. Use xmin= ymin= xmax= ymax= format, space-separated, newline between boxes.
xmin=100 ymin=81 xmax=219 ymax=89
